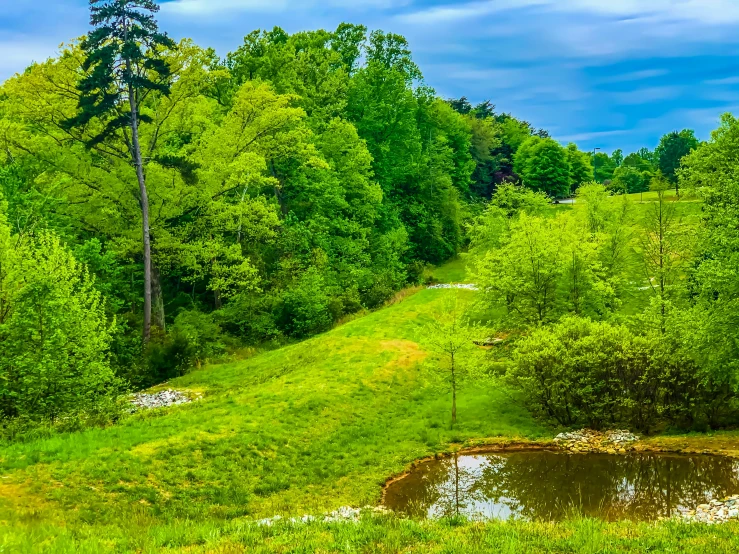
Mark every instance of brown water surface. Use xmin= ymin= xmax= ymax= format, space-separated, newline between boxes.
xmin=383 ymin=451 xmax=739 ymax=521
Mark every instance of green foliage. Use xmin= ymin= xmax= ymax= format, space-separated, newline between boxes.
xmin=0 ymin=217 xmax=118 ymax=422
xmin=612 ymin=165 xmax=651 ymax=194
xmin=474 ymin=212 xmax=613 ymax=325
xmin=566 ymin=143 xmax=594 ymax=192
xmin=656 ymin=129 xmax=699 ymax=186
xmin=509 ymin=314 xmax=738 ymax=432
xmin=423 ymin=294 xmax=487 ymax=425
xmin=514 ymin=136 xmax=571 ymax=197
xmin=592 ymin=152 xmax=617 ymax=183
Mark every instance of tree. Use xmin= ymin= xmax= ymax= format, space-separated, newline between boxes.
xmin=655 ymin=129 xmax=699 ymax=195
xmin=592 ymin=152 xmax=617 ymax=183
xmin=611 ymin=149 xmax=624 ymax=167
xmin=612 ymin=165 xmax=650 ymax=194
xmin=566 ymin=143 xmax=594 ymax=193
xmin=474 ymin=213 xmax=564 ymax=325
xmin=424 ymin=294 xmax=483 ymax=426
xmin=514 ymin=137 xmax=571 ymax=198
xmin=0 ymin=209 xmax=118 ymax=422
xmin=639 ymin=178 xmax=692 ymax=323
xmin=64 ymin=0 xmax=176 ymax=343
xmin=681 ymin=114 xmax=739 ymax=380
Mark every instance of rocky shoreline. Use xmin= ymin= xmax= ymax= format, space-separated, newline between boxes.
xmin=677 ymin=495 xmax=739 ymax=524
xmin=257 ymin=506 xmax=390 ymax=526
xmin=553 ymin=429 xmax=639 ymax=453
xmin=427 ymin=283 xmax=479 ymax=290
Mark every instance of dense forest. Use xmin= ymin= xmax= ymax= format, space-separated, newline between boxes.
xmin=0 ymin=0 xmax=737 ymax=437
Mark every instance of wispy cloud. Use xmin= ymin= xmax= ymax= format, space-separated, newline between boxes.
xmin=704 ymin=76 xmax=739 ymax=86
xmin=162 ymin=0 xmax=405 ymax=16
xmin=599 ymin=69 xmax=669 ymax=84
xmin=612 ymin=86 xmax=682 ymax=105
xmin=559 ymin=130 xmax=629 ymax=143
xmin=398 ymin=0 xmax=739 ymax=26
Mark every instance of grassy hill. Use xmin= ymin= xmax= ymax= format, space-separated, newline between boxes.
xmin=4 ymin=190 xmax=737 ymax=553
xmin=0 ymin=282 xmax=549 ymax=552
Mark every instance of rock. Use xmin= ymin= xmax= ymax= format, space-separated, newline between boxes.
xmin=554 ymin=429 xmax=639 ymax=454
xmin=256 ymin=505 xmax=392 ymax=527
xmin=680 ymin=501 xmax=739 ymax=524
xmin=130 ymin=389 xmax=201 ymax=411
xmin=427 ymin=283 xmax=479 ymax=291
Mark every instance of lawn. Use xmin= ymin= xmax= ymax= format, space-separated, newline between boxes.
xmin=4 ymin=196 xmax=737 ymax=553
xmin=0 ymin=286 xmax=547 ymax=552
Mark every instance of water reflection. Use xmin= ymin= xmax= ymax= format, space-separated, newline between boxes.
xmin=383 ymin=451 xmax=739 ymax=521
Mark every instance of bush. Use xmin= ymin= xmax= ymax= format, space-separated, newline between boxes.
xmin=508 ymin=316 xmax=738 ymax=433
xmin=277 ymin=268 xmax=333 ymax=338
xmin=0 ymin=228 xmax=120 ymax=422
xmin=171 ymin=310 xmax=227 ymax=367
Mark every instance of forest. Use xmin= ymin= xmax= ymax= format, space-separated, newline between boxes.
xmin=0 ymin=0 xmax=717 ymax=431
xmin=5 ymin=1 xmax=739 ymax=551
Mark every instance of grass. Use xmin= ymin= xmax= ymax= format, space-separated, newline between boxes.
xmin=0 ymin=287 xmax=547 ymax=552
xmin=4 ymin=194 xmax=737 ymax=552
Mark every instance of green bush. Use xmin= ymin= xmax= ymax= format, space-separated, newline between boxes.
xmin=508 ymin=316 xmax=738 ymax=433
xmin=0 ymin=227 xmax=119 ymax=422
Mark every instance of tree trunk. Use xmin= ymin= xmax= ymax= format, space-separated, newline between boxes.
xmin=152 ymin=262 xmax=165 ymax=332
xmin=451 ymin=356 xmax=457 ymax=427
xmin=128 ymin=83 xmax=152 ymax=344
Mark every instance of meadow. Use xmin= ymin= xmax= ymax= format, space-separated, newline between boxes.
xmin=4 ymin=190 xmax=739 ymax=552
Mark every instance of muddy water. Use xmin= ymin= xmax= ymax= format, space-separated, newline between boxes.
xmin=383 ymin=451 xmax=739 ymax=521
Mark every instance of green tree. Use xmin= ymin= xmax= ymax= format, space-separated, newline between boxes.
xmin=64 ymin=0 xmax=176 ymax=343
xmin=514 ymin=137 xmax=571 ymax=198
xmin=424 ymin=294 xmax=484 ymax=426
xmin=612 ymin=165 xmax=650 ymax=194
xmin=592 ymin=152 xmax=617 ymax=183
xmin=611 ymin=149 xmax=624 ymax=167
xmin=655 ymin=129 xmax=699 ymax=194
xmin=566 ymin=143 xmax=594 ymax=193
xmin=0 ymin=211 xmax=117 ymax=422
xmin=640 ymin=178 xmax=692 ymax=323
xmin=681 ymin=114 xmax=739 ymax=381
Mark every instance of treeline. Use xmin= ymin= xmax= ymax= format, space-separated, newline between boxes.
xmin=462 ymin=116 xmax=739 ymax=431
xmin=0 ymin=0 xmax=599 ymax=425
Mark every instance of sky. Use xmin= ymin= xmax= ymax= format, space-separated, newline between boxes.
xmin=2 ymin=0 xmax=739 ymax=153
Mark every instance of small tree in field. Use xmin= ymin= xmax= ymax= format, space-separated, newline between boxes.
xmin=64 ymin=0 xmax=175 ymax=343
xmin=424 ymin=295 xmax=484 ymax=427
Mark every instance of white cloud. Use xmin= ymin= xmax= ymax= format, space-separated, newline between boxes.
xmin=162 ymin=0 xmax=405 ymax=16
xmin=398 ymin=0 xmax=739 ymax=26
xmin=612 ymin=86 xmax=681 ymax=105
xmin=559 ymin=130 xmax=628 ymax=142
xmin=704 ymin=76 xmax=739 ymax=86
xmin=599 ymin=69 xmax=669 ymax=84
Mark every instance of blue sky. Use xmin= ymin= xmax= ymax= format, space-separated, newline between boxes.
xmin=2 ymin=0 xmax=739 ymax=153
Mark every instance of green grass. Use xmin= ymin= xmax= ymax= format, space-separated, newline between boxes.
xmin=0 ymin=287 xmax=547 ymax=552
xmin=4 ymin=226 xmax=738 ymax=552
xmin=5 ymin=514 xmax=739 ymax=553
xmin=428 ymin=254 xmax=470 ymax=283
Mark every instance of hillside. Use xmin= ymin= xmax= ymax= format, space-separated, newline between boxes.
xmin=0 ymin=276 xmax=548 ymax=550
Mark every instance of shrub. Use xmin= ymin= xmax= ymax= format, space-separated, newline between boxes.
xmin=508 ymin=316 xmax=739 ymax=433
xmin=0 ymin=226 xmax=119 ymax=422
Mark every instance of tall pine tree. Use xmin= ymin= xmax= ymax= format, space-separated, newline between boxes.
xmin=64 ymin=0 xmax=175 ymax=343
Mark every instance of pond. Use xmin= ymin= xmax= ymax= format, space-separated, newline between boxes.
xmin=383 ymin=450 xmax=739 ymax=521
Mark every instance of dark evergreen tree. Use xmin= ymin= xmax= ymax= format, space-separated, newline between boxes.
xmin=64 ymin=0 xmax=175 ymax=343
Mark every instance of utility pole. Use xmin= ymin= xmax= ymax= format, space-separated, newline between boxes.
xmin=593 ymin=147 xmax=601 ymax=183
